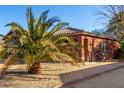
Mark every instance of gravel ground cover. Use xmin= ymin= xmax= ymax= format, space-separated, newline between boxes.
xmin=0 ymin=62 xmax=116 ymax=88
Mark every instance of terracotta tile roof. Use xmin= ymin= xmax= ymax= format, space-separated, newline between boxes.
xmin=54 ymin=27 xmax=84 ymax=35
xmin=55 ymin=27 xmax=117 ymax=41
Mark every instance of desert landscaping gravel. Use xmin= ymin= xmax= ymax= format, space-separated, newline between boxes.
xmin=0 ymin=62 xmax=118 ymax=88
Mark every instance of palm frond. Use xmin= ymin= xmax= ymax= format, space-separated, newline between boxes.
xmin=0 ymin=34 xmax=4 ymax=37
xmin=46 ymin=17 xmax=60 ymax=29
xmin=5 ymin=22 xmax=28 ymax=35
xmin=27 ymin=6 xmax=35 ymax=36
xmin=45 ymin=22 xmax=69 ymax=38
xmin=41 ymin=10 xmax=49 ymax=23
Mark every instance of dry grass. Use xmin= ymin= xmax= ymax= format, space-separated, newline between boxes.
xmin=0 ymin=62 xmax=116 ymax=88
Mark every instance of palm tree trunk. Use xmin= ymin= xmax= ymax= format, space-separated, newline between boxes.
xmin=27 ymin=62 xmax=41 ymax=74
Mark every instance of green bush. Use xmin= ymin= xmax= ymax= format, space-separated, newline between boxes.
xmin=120 ymin=41 xmax=124 ymax=59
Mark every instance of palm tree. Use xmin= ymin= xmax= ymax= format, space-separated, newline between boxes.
xmin=0 ymin=7 xmax=77 ymax=74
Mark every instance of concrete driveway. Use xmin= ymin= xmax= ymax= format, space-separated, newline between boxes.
xmin=64 ymin=67 xmax=124 ymax=88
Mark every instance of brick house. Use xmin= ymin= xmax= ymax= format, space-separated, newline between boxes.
xmin=3 ymin=27 xmax=120 ymax=62
xmin=56 ymin=27 xmax=120 ymax=62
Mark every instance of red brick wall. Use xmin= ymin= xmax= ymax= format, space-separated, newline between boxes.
xmin=72 ymin=35 xmax=83 ymax=60
xmin=72 ymin=34 xmax=120 ymax=62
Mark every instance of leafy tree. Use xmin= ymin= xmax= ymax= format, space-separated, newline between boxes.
xmin=92 ymin=29 xmax=108 ymax=36
xmin=97 ymin=5 xmax=124 ymax=42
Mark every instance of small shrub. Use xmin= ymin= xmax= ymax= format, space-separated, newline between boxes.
xmin=113 ymin=48 xmax=121 ymax=59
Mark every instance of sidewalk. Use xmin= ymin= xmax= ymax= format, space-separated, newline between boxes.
xmin=60 ymin=62 xmax=124 ymax=88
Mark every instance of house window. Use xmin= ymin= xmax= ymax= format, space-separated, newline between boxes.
xmin=101 ymin=42 xmax=107 ymax=54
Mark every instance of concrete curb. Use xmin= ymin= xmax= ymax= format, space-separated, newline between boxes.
xmin=60 ymin=62 xmax=124 ymax=88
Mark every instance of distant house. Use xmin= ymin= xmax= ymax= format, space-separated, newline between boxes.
xmin=56 ymin=27 xmax=120 ymax=62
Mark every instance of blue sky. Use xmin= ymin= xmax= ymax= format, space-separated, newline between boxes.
xmin=0 ymin=5 xmax=104 ymax=35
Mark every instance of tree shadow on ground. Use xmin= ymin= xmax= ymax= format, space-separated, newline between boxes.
xmin=0 ymin=70 xmax=59 ymax=82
